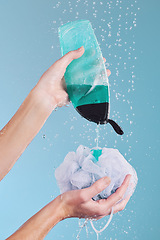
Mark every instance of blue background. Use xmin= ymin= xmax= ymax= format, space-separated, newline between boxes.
xmin=0 ymin=0 xmax=159 ymax=239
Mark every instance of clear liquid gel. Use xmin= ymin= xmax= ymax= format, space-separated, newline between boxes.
xmin=95 ymin=124 xmax=100 ymax=148
xmin=90 ymin=126 xmax=114 ymax=239
xmin=91 ymin=124 xmax=102 ymax=163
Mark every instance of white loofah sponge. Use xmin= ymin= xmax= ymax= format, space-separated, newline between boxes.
xmin=55 ymin=145 xmax=138 ymax=200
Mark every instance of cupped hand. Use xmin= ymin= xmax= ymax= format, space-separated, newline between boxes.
xmin=36 ymin=46 xmax=111 ymax=108
xmin=59 ymin=174 xmax=131 ymax=220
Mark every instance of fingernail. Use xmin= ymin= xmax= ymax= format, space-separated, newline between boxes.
xmin=127 ymin=174 xmax=131 ymax=183
xmin=107 ymin=69 xmax=111 ymax=76
xmin=78 ymin=46 xmax=84 ymax=51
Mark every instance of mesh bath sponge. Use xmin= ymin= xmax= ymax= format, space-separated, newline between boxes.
xmin=55 ymin=145 xmax=138 ymax=238
xmin=55 ymin=145 xmax=138 ymax=201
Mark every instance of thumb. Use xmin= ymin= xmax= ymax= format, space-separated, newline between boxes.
xmin=80 ymin=176 xmax=111 ymax=202
xmin=57 ymin=46 xmax=85 ymax=70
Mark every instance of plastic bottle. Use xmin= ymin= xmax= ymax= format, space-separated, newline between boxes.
xmin=58 ymin=20 xmax=123 ymax=135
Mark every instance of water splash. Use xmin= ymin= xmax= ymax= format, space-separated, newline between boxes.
xmin=51 ymin=0 xmax=139 ymax=153
xmin=76 ymin=219 xmax=88 ymax=239
xmin=51 ymin=1 xmax=140 ymax=238
xmin=95 ymin=124 xmax=100 ymax=148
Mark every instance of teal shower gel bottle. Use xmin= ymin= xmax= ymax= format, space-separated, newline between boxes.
xmin=58 ymin=20 xmax=123 ymax=135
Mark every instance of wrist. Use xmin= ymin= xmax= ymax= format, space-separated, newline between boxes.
xmin=51 ymin=195 xmax=69 ymax=222
xmin=56 ymin=195 xmax=73 ymax=221
xmin=34 ymin=81 xmax=69 ymax=109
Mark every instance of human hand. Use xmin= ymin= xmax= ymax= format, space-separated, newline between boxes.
xmin=59 ymin=174 xmax=131 ymax=220
xmin=6 ymin=175 xmax=130 ymax=240
xmin=36 ymin=46 xmax=111 ymax=108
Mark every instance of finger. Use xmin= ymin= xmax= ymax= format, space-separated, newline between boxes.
xmin=57 ymin=46 xmax=85 ymax=70
xmin=99 ymin=175 xmax=131 ymax=209
xmin=113 ymin=195 xmax=131 ymax=214
xmin=79 ymin=177 xmax=111 ymax=202
xmin=98 ymin=194 xmax=131 ymax=218
xmin=107 ymin=69 xmax=111 ymax=77
xmin=96 ymin=215 xmax=106 ymax=220
xmin=102 ymin=58 xmax=111 ymax=77
xmin=106 ymin=175 xmax=131 ymax=207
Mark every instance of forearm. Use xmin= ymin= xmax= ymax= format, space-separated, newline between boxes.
xmin=6 ymin=196 xmax=65 ymax=240
xmin=0 ymin=86 xmax=56 ymax=181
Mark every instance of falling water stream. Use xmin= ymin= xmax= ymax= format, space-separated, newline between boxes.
xmin=51 ymin=0 xmax=140 ymax=239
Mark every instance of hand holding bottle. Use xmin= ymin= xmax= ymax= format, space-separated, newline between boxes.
xmin=36 ymin=46 xmax=111 ymax=108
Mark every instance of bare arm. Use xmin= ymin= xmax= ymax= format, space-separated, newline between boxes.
xmin=0 ymin=47 xmax=85 ymax=181
xmin=0 ymin=45 xmax=120 ymax=240
xmin=0 ymin=46 xmax=110 ymax=181
xmin=7 ymin=175 xmax=131 ymax=240
xmin=0 ymin=87 xmax=56 ymax=181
